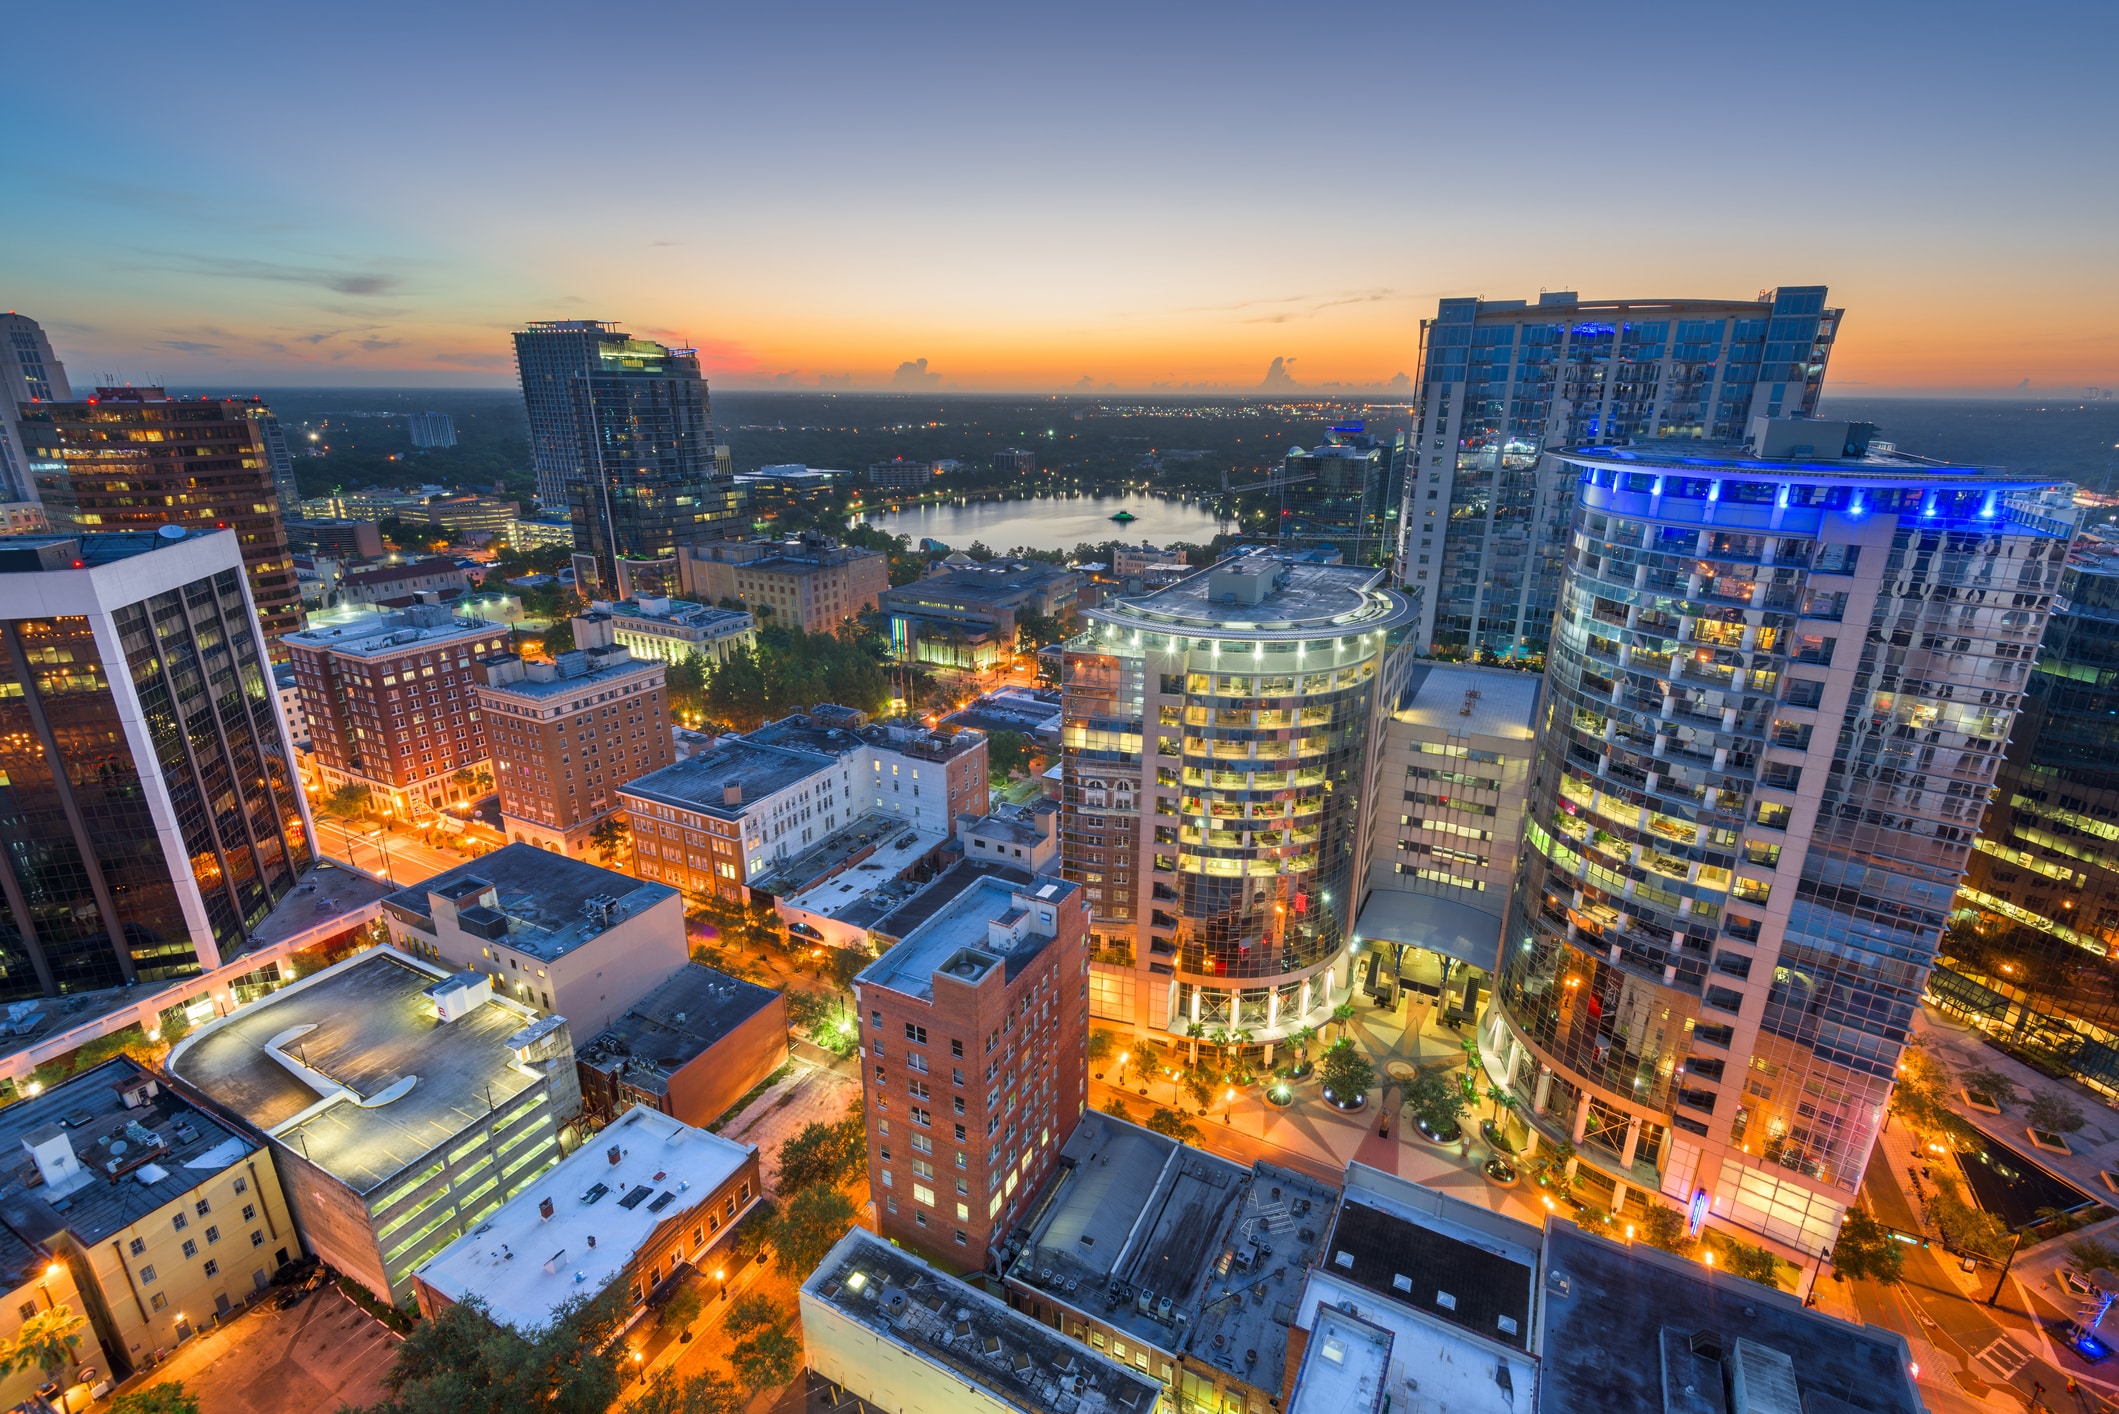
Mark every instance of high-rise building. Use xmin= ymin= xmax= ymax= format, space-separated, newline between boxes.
xmin=1404 ymin=287 xmax=1841 ymax=662
xmin=515 ymin=319 xmax=622 ymax=512
xmin=1276 ymin=424 xmax=1407 ymax=568
xmin=21 ymin=388 xmax=304 ymax=652
xmin=1060 ymin=549 xmax=1417 ymax=1041
xmin=238 ymin=403 xmax=301 ymax=518
xmin=0 ymin=528 xmax=315 ymax=997
xmin=471 ymin=612 xmax=673 ymax=856
xmin=283 ymin=605 xmax=505 ymax=815
xmin=406 ymin=410 xmax=457 ymax=449
xmin=868 ymin=458 xmax=935 ymax=492
xmin=853 ymin=862 xmax=1089 ymax=1269
xmin=565 ymin=338 xmax=742 ymax=598
xmin=1939 ymin=530 xmax=2119 ymax=1096
xmin=1485 ymin=418 xmax=2075 ymax=1256
xmin=0 ymin=312 xmax=71 ymax=504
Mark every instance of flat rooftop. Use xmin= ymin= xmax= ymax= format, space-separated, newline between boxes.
xmin=475 ymin=649 xmax=662 ymax=701
xmin=0 ymin=1059 xmax=259 ymax=1250
xmin=1391 ymin=663 xmax=1539 ymax=743
xmin=578 ymin=964 xmax=781 ymax=1093
xmin=1285 ymin=1300 xmax=1392 ymax=1414
xmin=1290 ymin=1269 xmax=1534 ymax=1414
xmin=1559 ymin=439 xmax=2064 ymax=488
xmin=964 ymin=800 xmax=1059 ymax=850
xmin=774 ymin=826 xmax=948 ymax=923
xmin=601 ymin=599 xmax=752 ymax=633
xmin=1009 ymin=1111 xmax=1340 ymax=1369
xmin=168 ymin=950 xmax=546 ymax=1195
xmin=281 ymin=606 xmax=497 ymax=657
xmin=0 ymin=527 xmax=226 ymax=573
xmin=383 ymin=844 xmax=677 ymax=964
xmin=1322 ymin=1171 xmax=1536 ymax=1352
xmin=806 ymin=1227 xmax=1162 ymax=1414
xmin=1538 ymin=1221 xmax=1921 ymax=1414
xmin=414 ymin=1104 xmax=754 ymax=1330
xmin=1086 ymin=551 xmax=1416 ymax=640
xmin=856 ymin=866 xmax=1075 ymax=1001
xmin=622 ymin=740 xmax=839 ymax=822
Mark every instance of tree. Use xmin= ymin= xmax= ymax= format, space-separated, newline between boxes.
xmin=769 ymin=1185 xmax=856 ymax=1277
xmin=1286 ymin=1024 xmax=1317 ymax=1071
xmin=987 ymin=730 xmax=1034 ymax=780
xmin=324 ymin=783 xmax=373 ymax=821
xmin=449 ymin=767 xmax=479 ymax=801
xmin=2027 ymin=1088 xmax=2087 ymax=1134
xmin=656 ymin=1283 xmax=705 ymax=1335
xmin=1640 ymin=1203 xmax=1696 ymax=1257
xmin=1331 ymin=1002 xmax=1356 ymax=1040
xmin=110 ymin=1384 xmax=201 ymax=1414
xmin=347 ymin=1286 xmax=629 ymax=1414
xmin=1320 ymin=1039 xmax=1374 ymax=1106
xmin=589 ymin=814 xmax=631 ymax=868
xmin=538 ymin=618 xmax=577 ymax=658
xmin=1715 ymin=1239 xmax=1783 ymax=1287
xmin=723 ymin=1292 xmax=782 ymax=1337
xmin=2067 ymin=1236 xmax=2119 ymax=1280
xmin=776 ymin=1117 xmax=865 ymax=1193
xmin=1957 ymin=1065 xmax=2019 ymax=1109
xmin=1404 ymin=1068 xmax=1464 ymax=1134
xmin=730 ymin=1325 xmax=801 ymax=1394
xmin=666 ymin=651 xmax=709 ymax=724
xmin=1887 ymin=1041 xmax=1977 ymax=1148
xmin=1101 ymin=1096 xmax=1131 ymax=1120
xmin=631 ymin=1369 xmax=741 ymax=1414
xmin=1832 ymin=1210 xmax=1905 ymax=1284
xmin=1144 ymin=1107 xmax=1201 ymax=1143
xmin=0 ymin=1304 xmax=83 ymax=1381
xmin=1087 ymin=1030 xmax=1115 ymax=1068
xmin=1529 ymin=1140 xmax=1579 ymax=1192
xmin=1925 ymin=1174 xmax=2013 ymax=1261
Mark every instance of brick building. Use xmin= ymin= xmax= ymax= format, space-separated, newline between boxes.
xmin=284 ymin=605 xmax=504 ymax=815
xmin=676 ymin=532 xmax=888 ymax=634
xmin=472 ymin=611 xmax=670 ymax=855
xmin=576 ymin=962 xmax=787 ymax=1128
xmin=341 ymin=555 xmax=471 ymax=607
xmin=854 ymin=863 xmax=1089 ymax=1270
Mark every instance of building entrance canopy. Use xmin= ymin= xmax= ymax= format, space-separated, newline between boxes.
xmin=1352 ymin=891 xmax=1502 ymax=975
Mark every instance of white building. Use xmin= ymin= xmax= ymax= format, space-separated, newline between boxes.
xmin=595 ymin=595 xmax=755 ymax=667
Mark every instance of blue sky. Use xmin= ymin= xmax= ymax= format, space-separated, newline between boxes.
xmin=4 ymin=0 xmax=2114 ymax=392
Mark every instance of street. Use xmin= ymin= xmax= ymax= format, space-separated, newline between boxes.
xmin=312 ymin=816 xmax=474 ymax=887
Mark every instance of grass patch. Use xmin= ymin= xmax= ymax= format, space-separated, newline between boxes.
xmin=709 ymin=1060 xmax=798 ymax=1133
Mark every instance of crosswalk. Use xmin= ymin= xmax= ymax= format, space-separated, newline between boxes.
xmin=1976 ymin=1334 xmax=2034 ymax=1381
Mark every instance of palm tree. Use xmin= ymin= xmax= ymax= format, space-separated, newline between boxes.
xmin=1185 ymin=1021 xmax=1205 ymax=1067
xmin=1331 ymin=1002 xmax=1356 ymax=1041
xmin=1288 ymin=1024 xmax=1317 ymax=1073
xmin=0 ymin=1304 xmax=84 ymax=1383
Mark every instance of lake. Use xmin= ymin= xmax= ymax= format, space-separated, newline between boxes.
xmin=862 ymin=491 xmax=1228 ymax=554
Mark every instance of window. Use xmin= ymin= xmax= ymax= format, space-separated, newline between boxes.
xmin=956 ymin=1229 xmax=969 ymax=1246
xmin=951 ymin=1038 xmax=964 ymax=1057
xmin=251 ymin=1230 xmax=265 ymax=1248
xmin=181 ymin=1239 xmax=198 ymax=1259
xmin=203 ymin=1259 xmax=219 ymax=1278
xmin=129 ymin=1238 xmax=146 ymax=1257
xmin=150 ymin=1292 xmax=167 ymax=1312
xmin=1814 ymin=544 xmax=1859 ymax=574
xmin=172 ymin=1213 xmax=188 ymax=1232
xmin=1754 ymin=800 xmax=1792 ymax=830
xmin=242 ymin=1204 xmax=256 ymax=1223
xmin=913 ymin=1184 xmax=936 ymax=1207
xmin=904 ymin=1023 xmax=928 ymax=1045
xmin=195 ymin=1199 xmax=211 ymax=1216
xmin=140 ymin=1266 xmax=158 ymax=1285
xmin=205 ymin=1225 xmax=221 ymax=1245
xmin=16 ymin=1302 xmax=32 ymax=1321
xmin=1783 ymin=677 xmax=1824 ymax=709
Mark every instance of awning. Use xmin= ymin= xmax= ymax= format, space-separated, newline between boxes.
xmin=1353 ymin=890 xmax=1504 ymax=974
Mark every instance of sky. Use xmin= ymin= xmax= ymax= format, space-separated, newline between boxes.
xmin=4 ymin=1 xmax=2115 ymax=395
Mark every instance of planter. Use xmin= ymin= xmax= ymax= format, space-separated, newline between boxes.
xmin=1265 ymin=1085 xmax=1296 ymax=1109
xmin=1481 ymin=1119 xmax=1517 ymax=1154
xmin=2028 ymin=1128 xmax=2075 ymax=1155
xmin=1322 ymin=1088 xmax=1368 ymax=1112
xmin=1414 ymin=1116 xmax=1463 ymax=1146
xmin=1483 ymin=1157 xmax=1520 ymax=1188
xmin=1962 ymin=1089 xmax=2003 ymax=1116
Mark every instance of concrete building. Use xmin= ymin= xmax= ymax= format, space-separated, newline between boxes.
xmin=0 ymin=1059 xmax=298 ymax=1372
xmin=0 ymin=529 xmax=316 ymax=994
xmin=882 ymin=560 xmax=1079 ymax=670
xmin=999 ymin=1111 xmax=1341 ymax=1414
xmin=274 ymin=663 xmax=311 ymax=749
xmin=285 ymin=518 xmax=384 ymax=560
xmin=0 ymin=502 xmax=50 ymax=536
xmin=961 ymin=799 xmax=1061 ymax=874
xmin=0 ymin=1224 xmax=90 ymax=1406
xmin=944 ymin=686 xmax=1065 ymax=749
xmin=576 ymin=963 xmax=787 ymax=1128
xmin=1486 ymin=421 xmax=2075 ymax=1254
xmin=1060 ymin=550 xmax=1417 ymax=1049
xmin=1535 ymin=1220 xmax=1920 ymax=1414
xmin=508 ymin=517 xmax=577 ymax=552
xmin=750 ymin=711 xmax=991 ymax=838
xmin=380 ymin=845 xmax=686 ymax=1039
xmin=596 ymin=595 xmax=756 ymax=667
xmin=0 ymin=312 xmax=71 ymax=504
xmin=168 ymin=948 xmax=576 ymax=1304
xmin=284 ymin=604 xmax=504 ymax=815
xmin=854 ymin=866 xmax=1089 ymax=1269
xmin=1404 ymin=287 xmax=1842 ymax=662
xmin=236 ymin=404 xmax=301 ymax=520
xmin=472 ymin=613 xmax=671 ymax=856
xmin=677 ymin=533 xmax=889 ymax=634
xmin=994 ymin=448 xmax=1037 ymax=477
xmin=803 ymin=1227 xmax=1165 ymax=1414
xmin=21 ymin=388 xmax=304 ymax=651
xmin=412 ymin=1104 xmax=759 ymax=1328
xmin=866 ymin=458 xmax=937 ymax=492
xmin=1352 ymin=662 xmax=1538 ymax=1017
xmin=405 ymin=411 xmax=457 ymax=450
xmin=418 ymin=493 xmax=517 ymax=542
xmin=341 ymin=556 xmax=471 ymax=608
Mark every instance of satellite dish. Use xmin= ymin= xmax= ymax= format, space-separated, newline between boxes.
xmin=157 ymin=525 xmax=185 ymax=540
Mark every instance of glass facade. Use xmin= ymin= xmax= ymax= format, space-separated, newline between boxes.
xmin=1405 ymin=288 xmax=1840 ymax=663
xmin=1277 ymin=428 xmax=1408 ymax=568
xmin=1491 ymin=442 xmax=2072 ymax=1244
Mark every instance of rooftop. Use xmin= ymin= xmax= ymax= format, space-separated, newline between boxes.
xmin=282 ymin=604 xmax=497 ymax=657
xmin=1290 ymin=1269 xmax=1533 ymax=1414
xmin=344 ymin=557 xmax=465 ymax=587
xmin=0 ymin=527 xmax=227 ymax=575
xmin=598 ymin=597 xmax=753 ymax=634
xmin=856 ymin=865 xmax=1075 ymax=1001
xmin=414 ymin=1104 xmax=754 ymax=1330
xmin=1537 ymin=1221 xmax=1920 ymax=1414
xmin=577 ymin=964 xmax=782 ymax=1095
xmin=771 ymin=825 xmax=949 ymax=925
xmin=0 ymin=1059 xmax=258 ymax=1250
xmin=1084 ymin=550 xmax=1416 ymax=642
xmin=963 ymin=799 xmax=1060 ymax=850
xmin=621 ymin=740 xmax=840 ymax=822
xmin=167 ymin=950 xmax=549 ymax=1195
xmin=1557 ymin=436 xmax=2063 ymax=488
xmin=945 ymin=688 xmax=1065 ymax=740
xmin=474 ymin=645 xmax=664 ymax=701
xmin=382 ymin=845 xmax=678 ymax=964
xmin=251 ymin=861 xmax=400 ymax=953
xmin=1008 ymin=1111 xmax=1340 ymax=1370
xmin=806 ymin=1227 xmax=1162 ymax=1414
xmin=1391 ymin=663 xmax=1540 ymax=743
xmin=1321 ymin=1168 xmax=1537 ymax=1351
xmin=1351 ymin=890 xmax=1502 ymax=971
xmin=1284 ymin=1300 xmax=1392 ymax=1414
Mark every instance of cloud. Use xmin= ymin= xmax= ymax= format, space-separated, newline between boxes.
xmin=1387 ymin=371 xmax=1412 ymax=389
xmin=817 ymin=373 xmax=853 ymax=388
xmin=150 ymin=253 xmax=403 ymax=296
xmin=158 ymin=339 xmax=222 ymax=353
xmin=891 ymin=358 xmax=941 ymax=389
xmin=1073 ymin=375 xmax=1096 ymax=389
xmin=1261 ymin=357 xmax=1300 ymax=390
xmin=353 ymin=337 xmax=401 ymax=353
xmin=429 ymin=350 xmax=511 ymax=369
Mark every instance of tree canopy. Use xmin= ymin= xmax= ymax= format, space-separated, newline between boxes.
xmin=701 ymin=623 xmax=889 ymax=729
xmin=768 ymin=1185 xmax=857 ymax=1278
xmin=1831 ymin=1209 xmax=1905 ymax=1283
xmin=347 ymin=1286 xmax=630 ymax=1414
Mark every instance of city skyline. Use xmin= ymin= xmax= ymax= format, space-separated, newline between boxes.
xmin=3 ymin=3 xmax=2114 ymax=395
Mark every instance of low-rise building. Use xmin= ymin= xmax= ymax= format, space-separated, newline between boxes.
xmin=865 ymin=458 xmax=938 ymax=492
xmin=167 ymin=949 xmax=576 ymax=1304
xmin=412 ymin=1104 xmax=760 ymax=1329
xmin=802 ymin=1227 xmax=1165 ymax=1414
xmin=596 ymin=595 xmax=755 ymax=667
xmin=750 ymin=711 xmax=991 ymax=837
xmin=944 ymin=686 xmax=1064 ymax=748
xmin=855 ymin=867 xmax=1088 ymax=1269
xmin=880 ymin=560 xmax=1078 ymax=670
xmin=576 ymin=963 xmax=787 ymax=1128
xmin=0 ymin=502 xmax=51 ymax=536
xmin=286 ymin=519 xmax=384 ymax=560
xmin=622 ymin=738 xmax=852 ymax=903
xmin=472 ymin=613 xmax=671 ymax=855
xmin=380 ymin=845 xmax=686 ymax=1039
xmin=341 ymin=556 xmax=471 ymax=608
xmin=274 ymin=664 xmax=311 ymax=749
xmin=507 ymin=518 xmax=576 ymax=552
xmin=0 ymin=1060 xmax=299 ymax=1374
xmin=0 ymin=1224 xmax=89 ymax=1405
xmin=676 ymin=533 xmax=889 ymax=633
xmin=1001 ymin=1112 xmax=1340 ymax=1413
xmin=959 ymin=799 xmax=1060 ymax=874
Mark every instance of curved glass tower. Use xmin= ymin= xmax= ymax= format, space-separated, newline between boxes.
xmin=1061 ymin=551 xmax=1417 ymax=1041
xmin=1485 ymin=420 xmax=2076 ymax=1253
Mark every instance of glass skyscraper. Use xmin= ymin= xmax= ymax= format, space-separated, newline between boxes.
xmin=0 ymin=312 xmax=71 ymax=504
xmin=1276 ymin=426 xmax=1408 ymax=568
xmin=1482 ymin=419 xmax=2075 ymax=1255
xmin=514 ymin=319 xmax=623 ymax=513
xmin=1403 ymin=287 xmax=1841 ymax=664
xmin=0 ymin=529 xmax=314 ymax=999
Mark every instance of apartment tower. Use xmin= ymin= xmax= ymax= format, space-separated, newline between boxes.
xmin=0 ymin=311 xmax=71 ymax=503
